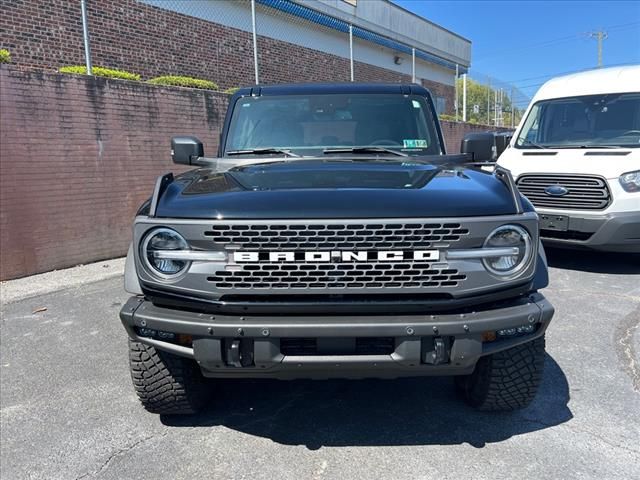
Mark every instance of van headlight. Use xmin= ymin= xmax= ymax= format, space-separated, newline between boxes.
xmin=619 ymin=170 xmax=640 ymax=192
xmin=482 ymin=225 xmax=532 ymax=278
xmin=141 ymin=228 xmax=190 ymax=279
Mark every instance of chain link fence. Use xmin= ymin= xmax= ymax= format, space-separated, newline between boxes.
xmin=18 ymin=0 xmax=624 ymax=128
xmin=59 ymin=1 xmax=537 ymax=126
xmin=254 ymin=0 xmax=352 ymax=83
xmin=73 ymin=0 xmax=469 ymax=115
xmin=450 ymin=69 xmax=532 ymax=128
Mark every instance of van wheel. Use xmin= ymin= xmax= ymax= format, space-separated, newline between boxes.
xmin=128 ymin=340 xmax=209 ymax=415
xmin=456 ymin=335 xmax=545 ymax=411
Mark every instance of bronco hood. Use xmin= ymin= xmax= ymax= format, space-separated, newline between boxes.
xmin=152 ymin=159 xmax=522 ymax=219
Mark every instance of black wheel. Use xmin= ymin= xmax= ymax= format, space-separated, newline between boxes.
xmin=128 ymin=339 xmax=209 ymax=415
xmin=456 ymin=335 xmax=546 ymax=411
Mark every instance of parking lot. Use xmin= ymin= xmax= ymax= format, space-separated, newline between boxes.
xmin=1 ymin=248 xmax=639 ymax=480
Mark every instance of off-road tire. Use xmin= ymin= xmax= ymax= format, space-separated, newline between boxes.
xmin=129 ymin=339 xmax=209 ymax=415
xmin=456 ymin=335 xmax=545 ymax=411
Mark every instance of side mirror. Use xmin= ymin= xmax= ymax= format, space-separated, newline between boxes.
xmin=461 ymin=133 xmax=495 ymax=162
xmin=494 ymin=132 xmax=513 ymax=158
xmin=171 ymin=136 xmax=204 ymax=165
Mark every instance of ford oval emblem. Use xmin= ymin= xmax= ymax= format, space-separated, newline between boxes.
xmin=545 ymin=185 xmax=569 ymax=196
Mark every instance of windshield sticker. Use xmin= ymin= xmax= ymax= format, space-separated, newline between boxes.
xmin=403 ymin=139 xmax=429 ymax=148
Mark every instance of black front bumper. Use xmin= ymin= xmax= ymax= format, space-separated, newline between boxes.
xmin=120 ymin=293 xmax=554 ymax=379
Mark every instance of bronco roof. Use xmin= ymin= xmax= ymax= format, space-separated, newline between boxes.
xmin=233 ymin=83 xmax=432 ymax=97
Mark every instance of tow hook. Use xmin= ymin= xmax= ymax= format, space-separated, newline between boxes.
xmin=424 ymin=337 xmax=448 ymax=365
xmin=225 ymin=339 xmax=255 ymax=367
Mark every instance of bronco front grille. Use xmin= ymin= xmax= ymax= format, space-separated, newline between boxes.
xmin=208 ymin=263 xmax=466 ymax=290
xmin=516 ymin=174 xmax=611 ymax=210
xmin=204 ymin=222 xmax=469 ymax=250
xmin=204 ymin=221 xmax=470 ymax=291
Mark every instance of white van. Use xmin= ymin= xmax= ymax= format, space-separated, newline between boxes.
xmin=498 ymin=65 xmax=640 ymax=253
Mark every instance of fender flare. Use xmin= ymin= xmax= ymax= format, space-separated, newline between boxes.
xmin=532 ymin=240 xmax=550 ymax=290
xmin=124 ymin=243 xmax=143 ymax=295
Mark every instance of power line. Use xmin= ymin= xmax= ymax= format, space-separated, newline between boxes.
xmin=474 ymin=60 xmax=640 ymax=90
xmin=473 ymin=36 xmax=579 ymax=61
xmin=473 ymin=21 xmax=639 ymax=62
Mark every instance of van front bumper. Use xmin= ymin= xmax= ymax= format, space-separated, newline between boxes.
xmin=540 ymin=210 xmax=640 ymax=253
xmin=120 ymin=293 xmax=554 ymax=379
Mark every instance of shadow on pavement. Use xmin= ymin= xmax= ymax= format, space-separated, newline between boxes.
xmin=546 ymin=247 xmax=640 ymax=274
xmin=162 ymin=353 xmax=572 ymax=449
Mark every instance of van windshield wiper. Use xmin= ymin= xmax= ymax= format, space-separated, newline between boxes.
xmin=549 ymin=144 xmax=621 ymax=149
xmin=226 ymin=148 xmax=299 ymax=157
xmin=323 ymin=147 xmax=408 ymax=157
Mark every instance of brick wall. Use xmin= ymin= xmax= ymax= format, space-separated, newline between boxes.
xmin=1 ymin=0 xmax=455 ymax=112
xmin=0 ymin=66 xmax=485 ymax=280
xmin=0 ymin=66 xmax=227 ymax=280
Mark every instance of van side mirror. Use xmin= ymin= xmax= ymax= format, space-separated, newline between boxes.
xmin=461 ymin=133 xmax=495 ymax=162
xmin=171 ymin=136 xmax=204 ymax=165
xmin=494 ymin=132 xmax=513 ymax=158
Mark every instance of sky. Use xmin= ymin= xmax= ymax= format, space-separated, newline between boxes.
xmin=393 ymin=0 xmax=640 ymax=106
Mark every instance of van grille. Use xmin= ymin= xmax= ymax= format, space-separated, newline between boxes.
xmin=516 ymin=174 xmax=611 ymax=210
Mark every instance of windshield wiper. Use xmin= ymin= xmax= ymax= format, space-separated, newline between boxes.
xmin=323 ymin=147 xmax=408 ymax=157
xmin=548 ymin=144 xmax=621 ymax=149
xmin=226 ymin=148 xmax=299 ymax=157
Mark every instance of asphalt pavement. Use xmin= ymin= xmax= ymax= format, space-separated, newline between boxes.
xmin=1 ymin=249 xmax=639 ymax=480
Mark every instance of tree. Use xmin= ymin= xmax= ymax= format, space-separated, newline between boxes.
xmin=455 ymin=77 xmax=525 ymax=127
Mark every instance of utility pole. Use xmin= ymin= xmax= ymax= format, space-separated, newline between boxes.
xmin=588 ymin=30 xmax=608 ymax=67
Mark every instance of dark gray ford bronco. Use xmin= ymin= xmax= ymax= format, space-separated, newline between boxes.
xmin=120 ymin=83 xmax=554 ymax=414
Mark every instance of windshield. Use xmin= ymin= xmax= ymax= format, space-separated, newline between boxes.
xmin=224 ymin=93 xmax=443 ymax=156
xmin=515 ymin=92 xmax=640 ymax=149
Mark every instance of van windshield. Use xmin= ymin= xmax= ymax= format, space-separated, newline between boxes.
xmin=224 ymin=93 xmax=443 ymax=156
xmin=515 ymin=92 xmax=640 ymax=149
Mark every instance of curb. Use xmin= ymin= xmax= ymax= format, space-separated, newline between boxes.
xmin=0 ymin=258 xmax=126 ymax=305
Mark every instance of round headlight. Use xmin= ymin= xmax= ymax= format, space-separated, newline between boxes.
xmin=482 ymin=225 xmax=532 ymax=278
xmin=141 ymin=228 xmax=190 ymax=279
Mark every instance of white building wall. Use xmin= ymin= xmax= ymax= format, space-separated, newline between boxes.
xmin=307 ymin=0 xmax=471 ymax=65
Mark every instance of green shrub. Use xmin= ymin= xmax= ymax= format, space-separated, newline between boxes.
xmin=58 ymin=65 xmax=141 ymax=81
xmin=147 ymin=75 xmax=218 ymax=90
xmin=439 ymin=114 xmax=456 ymax=122
xmin=0 ymin=49 xmax=11 ymax=64
xmin=223 ymin=87 xmax=239 ymax=95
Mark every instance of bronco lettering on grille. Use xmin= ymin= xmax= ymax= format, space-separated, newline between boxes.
xmin=233 ymin=250 xmax=440 ymax=263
